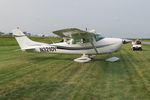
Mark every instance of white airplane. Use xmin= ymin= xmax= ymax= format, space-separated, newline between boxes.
xmin=12 ymin=28 xmax=122 ymax=63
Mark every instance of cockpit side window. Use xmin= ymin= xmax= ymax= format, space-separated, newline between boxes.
xmin=94 ymin=34 xmax=104 ymax=41
xmin=72 ymin=37 xmax=90 ymax=44
xmin=71 ymin=34 xmax=104 ymax=44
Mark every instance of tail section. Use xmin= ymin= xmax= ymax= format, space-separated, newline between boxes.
xmin=12 ymin=28 xmax=44 ymax=50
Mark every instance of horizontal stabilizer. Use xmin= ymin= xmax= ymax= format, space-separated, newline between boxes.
xmin=12 ymin=28 xmax=45 ymax=50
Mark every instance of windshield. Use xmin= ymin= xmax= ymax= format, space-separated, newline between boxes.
xmin=94 ymin=34 xmax=104 ymax=41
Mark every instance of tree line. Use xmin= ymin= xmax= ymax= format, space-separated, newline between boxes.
xmin=0 ymin=31 xmax=31 ymax=37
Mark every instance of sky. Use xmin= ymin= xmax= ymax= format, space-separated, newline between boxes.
xmin=0 ymin=0 xmax=150 ymax=38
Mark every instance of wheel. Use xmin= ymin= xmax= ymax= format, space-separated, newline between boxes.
xmin=140 ymin=47 xmax=142 ymax=51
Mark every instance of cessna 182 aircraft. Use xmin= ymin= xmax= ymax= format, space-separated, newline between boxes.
xmin=12 ymin=28 xmax=122 ymax=63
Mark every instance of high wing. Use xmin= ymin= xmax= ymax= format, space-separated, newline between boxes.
xmin=53 ymin=28 xmax=89 ymax=38
xmin=53 ymin=28 xmax=98 ymax=54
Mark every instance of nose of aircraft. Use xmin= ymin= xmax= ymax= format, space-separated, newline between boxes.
xmin=116 ymin=38 xmax=123 ymax=44
xmin=115 ymin=38 xmax=123 ymax=48
xmin=110 ymin=38 xmax=122 ymax=44
xmin=106 ymin=38 xmax=123 ymax=52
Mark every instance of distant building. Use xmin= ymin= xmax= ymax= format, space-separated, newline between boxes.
xmin=0 ymin=32 xmax=5 ymax=36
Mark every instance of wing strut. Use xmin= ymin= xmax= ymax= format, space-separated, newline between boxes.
xmin=90 ymin=40 xmax=98 ymax=54
xmin=87 ymin=33 xmax=98 ymax=54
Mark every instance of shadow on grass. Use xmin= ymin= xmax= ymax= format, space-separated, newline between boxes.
xmin=92 ymin=58 xmax=106 ymax=61
xmin=29 ymin=54 xmax=75 ymax=63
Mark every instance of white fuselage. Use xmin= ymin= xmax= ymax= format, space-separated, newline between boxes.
xmin=13 ymin=28 xmax=123 ymax=57
xmin=33 ymin=38 xmax=122 ymax=54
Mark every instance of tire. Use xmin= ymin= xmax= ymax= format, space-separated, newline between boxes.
xmin=140 ymin=47 xmax=142 ymax=51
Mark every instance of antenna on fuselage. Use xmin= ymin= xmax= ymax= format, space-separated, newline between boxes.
xmin=17 ymin=27 xmax=20 ymax=29
xmin=85 ymin=27 xmax=88 ymax=31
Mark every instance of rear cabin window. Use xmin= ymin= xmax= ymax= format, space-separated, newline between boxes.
xmin=72 ymin=37 xmax=90 ymax=44
xmin=72 ymin=38 xmax=90 ymax=44
xmin=71 ymin=34 xmax=104 ymax=44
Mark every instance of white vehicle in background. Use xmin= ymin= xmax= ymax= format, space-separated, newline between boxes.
xmin=132 ymin=39 xmax=142 ymax=51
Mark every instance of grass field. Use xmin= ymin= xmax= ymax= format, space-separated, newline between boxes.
xmin=0 ymin=37 xmax=150 ymax=100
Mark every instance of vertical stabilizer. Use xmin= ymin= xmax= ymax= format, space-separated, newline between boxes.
xmin=12 ymin=28 xmax=41 ymax=50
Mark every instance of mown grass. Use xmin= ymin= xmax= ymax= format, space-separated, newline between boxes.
xmin=0 ymin=37 xmax=150 ymax=100
xmin=0 ymin=36 xmax=61 ymax=46
xmin=143 ymin=39 xmax=150 ymax=42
